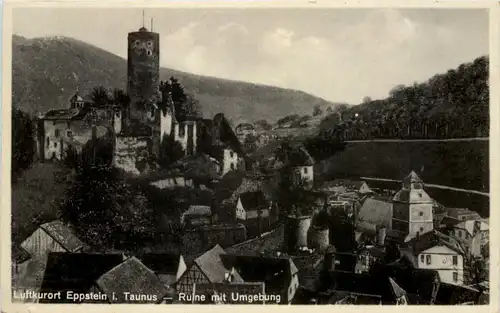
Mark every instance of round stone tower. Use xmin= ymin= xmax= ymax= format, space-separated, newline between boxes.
xmin=284 ymin=215 xmax=312 ymax=253
xmin=308 ymin=225 xmax=330 ymax=253
xmin=127 ymin=26 xmax=160 ymax=122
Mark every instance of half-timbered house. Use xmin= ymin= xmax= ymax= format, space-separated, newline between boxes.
xmin=176 ymin=245 xmax=243 ymax=294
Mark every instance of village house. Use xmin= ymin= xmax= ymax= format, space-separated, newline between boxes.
xmin=288 ymin=147 xmax=315 ymax=189
xmin=95 ymin=256 xmax=171 ymax=303
xmin=354 ymin=245 xmax=386 ymax=274
xmin=449 ymin=219 xmax=489 ymax=257
xmin=235 ymin=123 xmax=257 ymax=143
xmin=38 ymin=252 xmax=125 ymax=303
xmin=319 ymin=179 xmax=373 ymax=195
xmin=20 ymin=220 xmax=86 ymax=259
xmin=139 ymin=253 xmax=188 ymax=287
xmin=447 ymin=208 xmax=482 ymax=221
xmin=181 ymin=205 xmax=213 ymax=227
xmin=235 ymin=191 xmax=271 ymax=220
xmin=357 ymin=197 xmax=393 ymax=230
xmin=398 ymin=231 xmax=466 ymax=286
xmin=221 ymin=254 xmax=300 ymax=304
xmin=176 ymin=245 xmax=244 ymax=294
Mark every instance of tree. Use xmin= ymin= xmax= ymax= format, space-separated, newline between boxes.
xmin=313 ymin=105 xmax=323 ymax=117
xmin=326 ymin=106 xmax=333 ymax=114
xmin=90 ymin=86 xmax=110 ymax=108
xmin=112 ymin=88 xmax=131 ymax=113
xmin=12 ymin=107 xmax=35 ymax=180
xmin=61 ymin=163 xmax=155 ymax=249
xmin=362 ymin=96 xmax=372 ymax=103
xmin=255 ymin=119 xmax=272 ymax=131
xmin=158 ymin=134 xmax=185 ymax=169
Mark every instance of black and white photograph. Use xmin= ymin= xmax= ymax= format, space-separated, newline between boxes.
xmin=6 ymin=3 xmax=493 ymax=306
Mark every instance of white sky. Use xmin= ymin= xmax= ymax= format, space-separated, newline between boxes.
xmin=13 ymin=8 xmax=489 ymax=104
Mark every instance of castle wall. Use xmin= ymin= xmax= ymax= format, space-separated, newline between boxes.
xmin=113 ymin=136 xmax=151 ymax=175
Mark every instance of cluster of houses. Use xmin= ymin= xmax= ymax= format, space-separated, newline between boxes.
xmin=14 ymin=23 xmax=489 ymax=306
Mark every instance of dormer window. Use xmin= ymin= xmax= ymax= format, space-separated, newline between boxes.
xmin=54 ymin=129 xmax=60 ymax=138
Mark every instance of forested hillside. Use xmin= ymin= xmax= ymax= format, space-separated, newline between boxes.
xmin=318 ymin=56 xmax=489 ymax=140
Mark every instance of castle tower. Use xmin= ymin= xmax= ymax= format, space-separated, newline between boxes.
xmin=127 ymin=21 xmax=160 ymax=124
xmin=391 ymin=171 xmax=434 ymax=241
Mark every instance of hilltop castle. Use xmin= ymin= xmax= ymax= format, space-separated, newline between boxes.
xmin=37 ymin=24 xmax=245 ymax=177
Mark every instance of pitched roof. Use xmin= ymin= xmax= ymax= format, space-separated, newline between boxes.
xmin=221 ymin=254 xmax=298 ymax=292
xmin=239 ymin=191 xmax=269 ymax=211
xmin=320 ymin=179 xmax=369 ymax=191
xmin=358 ymin=198 xmax=393 ymax=228
xmin=42 ymin=108 xmax=84 ymax=120
xmin=39 ymin=220 xmax=85 ymax=252
xmin=12 ymin=245 xmax=31 ymax=263
xmin=235 ymin=123 xmax=256 ymax=134
xmin=139 ymin=253 xmax=183 ymax=275
xmin=435 ymin=282 xmax=482 ymax=305
xmin=371 ymin=263 xmax=440 ymax=304
xmin=404 ymin=171 xmax=423 ymax=184
xmin=185 ymin=205 xmax=211 ymax=216
xmin=226 ymin=226 xmax=284 ymax=255
xmin=96 ymin=256 xmax=168 ymax=303
xmin=39 ymin=252 xmax=124 ymax=303
xmin=388 ymin=277 xmax=407 ymax=298
xmin=407 ymin=230 xmax=465 ymax=255
xmin=194 ymin=245 xmax=244 ymax=283
xmin=454 ymin=220 xmax=489 ymax=236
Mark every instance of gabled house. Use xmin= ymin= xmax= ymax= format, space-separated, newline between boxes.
xmin=400 ymin=230 xmax=466 ymax=286
xmin=357 ymin=197 xmax=393 ymax=229
xmin=354 ymin=245 xmax=385 ymax=274
xmin=221 ymin=254 xmax=299 ymax=304
xmin=235 ymin=191 xmax=271 ymax=220
xmin=96 ymin=256 xmax=170 ymax=303
xmin=450 ymin=219 xmax=489 ymax=257
xmin=319 ymin=179 xmax=373 ymax=195
xmin=181 ymin=205 xmax=212 ymax=227
xmin=371 ymin=263 xmax=441 ymax=304
xmin=139 ymin=253 xmax=188 ymax=287
xmin=446 ymin=208 xmax=481 ymax=222
xmin=21 ymin=220 xmax=86 ymax=259
xmin=38 ymin=252 xmax=125 ymax=303
xmin=176 ymin=245 xmax=243 ymax=294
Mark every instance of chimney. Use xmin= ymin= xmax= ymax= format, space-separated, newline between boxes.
xmin=376 ymin=225 xmax=387 ymax=248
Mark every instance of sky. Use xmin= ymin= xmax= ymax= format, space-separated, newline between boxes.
xmin=13 ymin=8 xmax=489 ymax=104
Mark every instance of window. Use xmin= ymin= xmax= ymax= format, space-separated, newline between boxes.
xmin=420 ymin=254 xmax=424 ymax=263
xmin=46 ymin=137 xmax=50 ymax=147
xmin=54 ymin=142 xmax=58 ymax=148
xmin=67 ymin=130 xmax=73 ymax=138
xmin=420 ymin=227 xmax=424 ymax=232
xmin=453 ymin=272 xmax=458 ymax=282
xmin=419 ymin=212 xmax=423 ymax=216
xmin=304 ymin=167 xmax=308 ymax=174
xmin=230 ymin=151 xmax=234 ymax=158
xmin=54 ymin=129 xmax=60 ymax=138
xmin=230 ymin=163 xmax=235 ymax=171
xmin=458 ymin=230 xmax=462 ymax=238
xmin=426 ymin=255 xmax=431 ymax=265
xmin=147 ymin=50 xmax=152 ymax=56
xmin=452 ymin=256 xmax=458 ymax=265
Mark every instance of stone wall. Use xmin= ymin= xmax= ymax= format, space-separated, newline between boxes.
xmin=113 ymin=136 xmax=152 ymax=175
